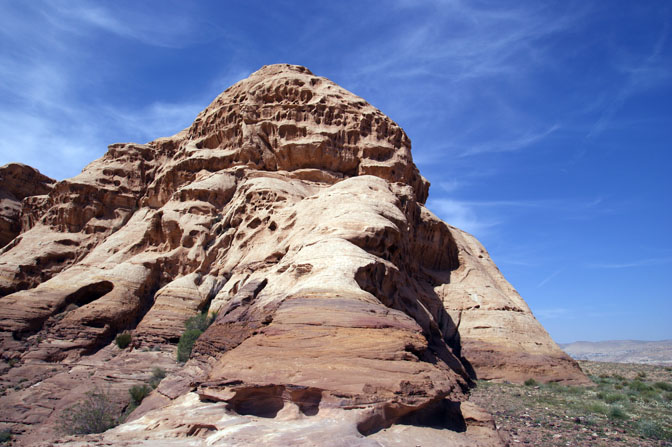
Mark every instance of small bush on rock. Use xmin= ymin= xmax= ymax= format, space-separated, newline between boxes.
xmin=115 ymin=332 xmax=132 ymax=349
xmin=177 ymin=329 xmax=203 ymax=363
xmin=60 ymin=387 xmax=118 ymax=435
xmin=149 ymin=367 xmax=166 ymax=389
xmin=185 ymin=311 xmax=217 ymax=332
xmin=176 ymin=311 xmax=216 ymax=363
xmin=129 ymin=384 xmax=151 ymax=406
xmin=524 ymin=378 xmax=537 ymax=387
xmin=0 ymin=430 xmax=11 ymax=444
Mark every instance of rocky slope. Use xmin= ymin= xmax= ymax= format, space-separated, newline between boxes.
xmin=0 ymin=64 xmax=585 ymax=446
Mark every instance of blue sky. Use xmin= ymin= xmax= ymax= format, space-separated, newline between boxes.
xmin=1 ymin=1 xmax=670 ymax=343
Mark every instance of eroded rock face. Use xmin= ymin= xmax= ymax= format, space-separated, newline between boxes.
xmin=0 ymin=64 xmax=584 ymax=446
xmin=0 ymin=163 xmax=55 ymax=249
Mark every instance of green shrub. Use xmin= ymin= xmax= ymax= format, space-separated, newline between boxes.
xmin=185 ymin=311 xmax=217 ymax=332
xmin=0 ymin=430 xmax=11 ymax=443
xmin=566 ymin=386 xmax=585 ymax=395
xmin=177 ymin=329 xmax=202 ymax=362
xmin=524 ymin=378 xmax=537 ymax=387
xmin=608 ymin=406 xmax=628 ymax=420
xmin=128 ymin=384 xmax=151 ymax=406
xmin=638 ymin=419 xmax=672 ymax=440
xmin=628 ymin=380 xmax=653 ymax=392
xmin=640 ymin=389 xmax=661 ymax=402
xmin=584 ymin=401 xmax=609 ymax=414
xmin=653 ymin=381 xmax=672 ymax=392
xmin=115 ymin=332 xmax=132 ymax=349
xmin=597 ymin=392 xmax=626 ymax=403
xmin=60 ymin=387 xmax=118 ymax=435
xmin=176 ymin=311 xmax=216 ymax=363
xmin=149 ymin=367 xmax=166 ymax=389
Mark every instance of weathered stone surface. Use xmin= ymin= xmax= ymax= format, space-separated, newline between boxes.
xmin=0 ymin=163 xmax=54 ymax=249
xmin=0 ymin=64 xmax=584 ymax=446
xmin=440 ymin=226 xmax=589 ymax=384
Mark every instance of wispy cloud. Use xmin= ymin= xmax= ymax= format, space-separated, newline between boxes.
xmin=586 ymin=257 xmax=672 ymax=269
xmin=44 ymin=2 xmax=217 ymax=49
xmin=427 ymin=194 xmax=611 ymax=238
xmin=0 ymin=2 xmax=239 ymax=179
xmin=333 ymin=1 xmax=588 ymax=163
xmin=537 ymin=269 xmax=563 ymax=288
xmin=534 ymin=308 xmax=570 ymax=320
xmin=455 ymin=196 xmax=607 ymax=212
xmin=587 ymin=16 xmax=670 ymax=137
xmin=459 ymin=124 xmax=560 ymax=156
xmin=438 ymin=179 xmax=462 ymax=193
xmin=427 ymin=198 xmax=501 ymax=236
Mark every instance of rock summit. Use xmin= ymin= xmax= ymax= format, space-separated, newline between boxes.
xmin=0 ymin=64 xmax=586 ymax=446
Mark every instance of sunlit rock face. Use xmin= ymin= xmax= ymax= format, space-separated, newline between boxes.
xmin=0 ymin=163 xmax=55 ymax=249
xmin=0 ymin=64 xmax=585 ymax=446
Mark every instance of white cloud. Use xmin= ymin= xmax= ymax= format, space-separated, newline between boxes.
xmin=0 ymin=2 xmax=246 ymax=179
xmin=44 ymin=2 xmax=217 ymax=49
xmin=329 ymin=1 xmax=590 ymax=166
xmin=537 ymin=269 xmax=563 ymax=288
xmin=458 ymin=124 xmax=561 ymax=157
xmin=438 ymin=179 xmax=462 ymax=193
xmin=534 ymin=307 xmax=570 ymax=320
xmin=426 ymin=198 xmax=500 ymax=237
xmin=587 ymin=18 xmax=671 ymax=137
xmin=586 ymin=257 xmax=672 ymax=269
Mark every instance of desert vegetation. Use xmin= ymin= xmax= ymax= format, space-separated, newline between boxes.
xmin=176 ymin=311 xmax=216 ymax=362
xmin=59 ymin=387 xmax=118 ymax=435
xmin=471 ymin=361 xmax=672 ymax=446
xmin=58 ymin=367 xmax=168 ymax=436
xmin=114 ymin=331 xmax=132 ymax=349
xmin=0 ymin=429 xmax=11 ymax=445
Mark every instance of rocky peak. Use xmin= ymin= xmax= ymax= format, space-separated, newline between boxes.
xmin=0 ymin=65 xmax=586 ymax=447
xmin=144 ymin=63 xmax=428 ymax=207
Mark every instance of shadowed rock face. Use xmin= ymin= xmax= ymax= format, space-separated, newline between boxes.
xmin=0 ymin=64 xmax=585 ymax=446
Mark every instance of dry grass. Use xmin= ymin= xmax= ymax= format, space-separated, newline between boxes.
xmin=470 ymin=361 xmax=672 ymax=446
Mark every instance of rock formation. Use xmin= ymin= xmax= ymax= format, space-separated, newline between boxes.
xmin=0 ymin=163 xmax=55 ymax=249
xmin=0 ymin=64 xmax=586 ymax=446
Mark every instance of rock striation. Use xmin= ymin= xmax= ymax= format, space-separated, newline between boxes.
xmin=0 ymin=64 xmax=586 ymax=446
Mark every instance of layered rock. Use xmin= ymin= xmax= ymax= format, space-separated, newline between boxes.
xmin=0 ymin=163 xmax=55 ymax=248
xmin=0 ymin=64 xmax=585 ymax=446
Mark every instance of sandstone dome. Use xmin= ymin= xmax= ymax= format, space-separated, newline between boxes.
xmin=0 ymin=64 xmax=586 ymax=446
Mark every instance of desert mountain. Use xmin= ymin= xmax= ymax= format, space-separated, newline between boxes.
xmin=562 ymin=340 xmax=672 ymax=365
xmin=0 ymin=64 xmax=586 ymax=446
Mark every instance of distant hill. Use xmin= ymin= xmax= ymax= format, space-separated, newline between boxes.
xmin=560 ymin=340 xmax=672 ymax=365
